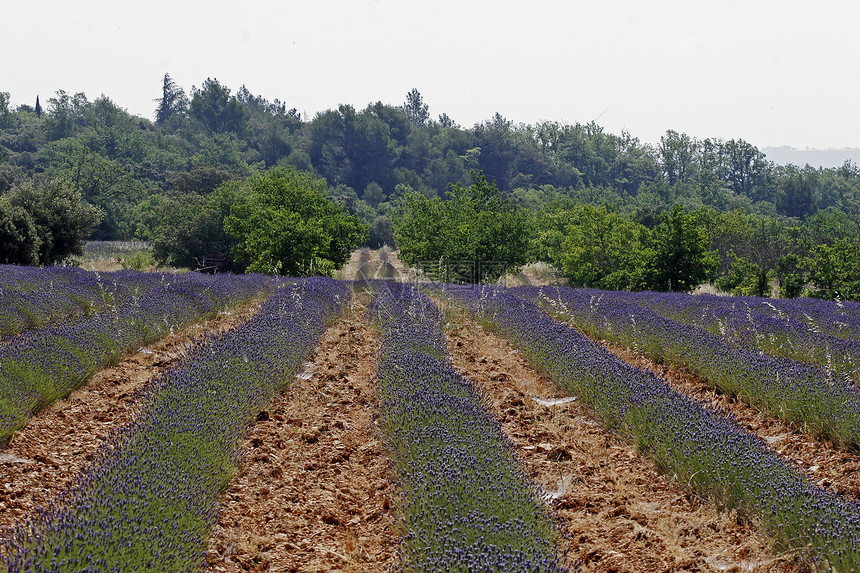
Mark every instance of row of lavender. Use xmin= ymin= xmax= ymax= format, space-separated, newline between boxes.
xmin=523 ymin=286 xmax=860 ymax=450
xmin=686 ymin=291 xmax=860 ymax=342
xmin=370 ymin=283 xmax=563 ymax=571
xmin=455 ymin=286 xmax=860 ymax=570
xmin=0 ymin=270 xmax=273 ymax=445
xmin=0 ymin=278 xmax=349 ymax=572
xmin=0 ymin=265 xmax=125 ymax=341
xmin=611 ymin=289 xmax=860 ymax=382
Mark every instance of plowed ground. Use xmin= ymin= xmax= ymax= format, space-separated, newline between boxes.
xmin=0 ymin=301 xmax=263 ymax=535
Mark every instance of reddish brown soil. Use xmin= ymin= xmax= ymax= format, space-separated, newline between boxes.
xmin=206 ymin=293 xmax=397 ymax=573
xmin=441 ymin=305 xmax=804 ymax=572
xmin=0 ymin=301 xmax=263 ymax=535
xmin=602 ymin=339 xmax=860 ymax=502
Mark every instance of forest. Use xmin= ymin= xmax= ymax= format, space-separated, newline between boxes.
xmin=1 ymin=75 xmax=859 ymax=298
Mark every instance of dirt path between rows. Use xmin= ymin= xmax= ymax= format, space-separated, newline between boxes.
xmin=441 ymin=306 xmax=802 ymax=572
xmin=599 ymin=338 xmax=860 ymax=503
xmin=338 ymin=248 xmax=413 ymax=284
xmin=205 ymin=292 xmax=396 ymax=573
xmin=337 ymin=249 xmax=372 ymax=283
xmin=0 ymin=300 xmax=264 ymax=536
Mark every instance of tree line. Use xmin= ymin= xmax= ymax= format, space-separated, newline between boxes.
xmin=391 ymin=173 xmax=860 ymax=300
xmin=1 ymin=77 xmax=859 ymax=298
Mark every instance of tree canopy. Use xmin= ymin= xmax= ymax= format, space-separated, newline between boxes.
xmin=224 ymin=167 xmax=367 ymax=276
xmin=394 ymin=171 xmax=531 ymax=282
xmin=560 ymin=205 xmax=649 ymax=291
xmin=0 ymin=203 xmax=40 ymax=265
xmin=0 ymin=177 xmax=103 ymax=264
xmin=644 ymin=205 xmax=718 ymax=292
xmin=1 ymin=78 xmax=860 ymax=296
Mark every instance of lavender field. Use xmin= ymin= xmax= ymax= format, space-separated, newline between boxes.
xmin=1 ymin=265 xmax=859 ymax=571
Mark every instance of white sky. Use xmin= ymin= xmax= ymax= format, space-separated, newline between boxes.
xmin=2 ymin=0 xmax=859 ymax=149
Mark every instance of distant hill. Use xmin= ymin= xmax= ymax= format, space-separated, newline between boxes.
xmin=763 ymin=146 xmax=860 ymax=169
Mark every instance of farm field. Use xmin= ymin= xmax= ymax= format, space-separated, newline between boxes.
xmin=1 ymin=255 xmax=859 ymax=571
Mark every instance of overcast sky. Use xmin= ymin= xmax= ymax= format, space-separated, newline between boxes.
xmin=3 ymin=1 xmax=859 ymax=150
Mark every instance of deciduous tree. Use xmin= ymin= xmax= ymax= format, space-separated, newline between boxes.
xmin=560 ymin=205 xmax=650 ymax=290
xmin=394 ymin=171 xmax=531 ymax=281
xmin=644 ymin=204 xmax=718 ymax=292
xmin=0 ymin=177 xmax=103 ymax=264
xmin=188 ymin=78 xmax=247 ymax=134
xmin=0 ymin=203 xmax=40 ymax=265
xmin=806 ymin=240 xmax=860 ymax=300
xmin=224 ymin=167 xmax=367 ymax=275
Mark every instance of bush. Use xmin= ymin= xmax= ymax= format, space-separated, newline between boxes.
xmin=0 ymin=204 xmax=40 ymax=265
xmin=0 ymin=177 xmax=103 ymax=264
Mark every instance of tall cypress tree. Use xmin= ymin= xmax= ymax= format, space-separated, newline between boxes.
xmin=34 ymin=95 xmax=41 ymax=118
xmin=154 ymin=73 xmax=188 ymax=125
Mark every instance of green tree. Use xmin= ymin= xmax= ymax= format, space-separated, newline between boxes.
xmin=224 ymin=167 xmax=367 ymax=275
xmin=394 ymin=171 xmax=531 ymax=281
xmin=37 ymin=139 xmax=145 ymax=239
xmin=775 ymin=253 xmax=806 ymax=298
xmin=718 ymin=139 xmax=774 ymax=202
xmin=188 ymin=78 xmax=248 ymax=134
xmin=701 ymin=208 xmax=800 ymax=296
xmin=560 ymin=205 xmax=650 ymax=290
xmin=803 ymin=208 xmax=860 ymax=246
xmin=644 ymin=204 xmax=718 ymax=292
xmin=658 ymin=130 xmax=698 ymax=186
xmin=362 ymin=181 xmax=385 ymax=207
xmin=0 ymin=92 xmax=13 ymax=129
xmin=700 ymin=208 xmax=755 ymax=276
xmin=527 ymin=197 xmax=580 ymax=265
xmin=0 ymin=177 xmax=103 ymax=264
xmin=44 ymin=90 xmax=89 ymax=141
xmin=191 ymin=133 xmax=250 ymax=174
xmin=154 ymin=73 xmax=188 ymax=125
xmin=0 ymin=203 xmax=40 ymax=265
xmin=806 ymin=240 xmax=860 ymax=301
xmin=390 ymin=190 xmax=446 ymax=262
xmin=147 ymin=183 xmax=242 ymax=270
xmin=367 ymin=215 xmax=395 ymax=249
xmin=403 ymin=88 xmax=429 ymax=126
xmin=777 ymin=165 xmax=820 ymax=219
xmin=715 ymin=251 xmax=770 ymax=297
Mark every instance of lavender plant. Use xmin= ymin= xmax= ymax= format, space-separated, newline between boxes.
xmin=0 ymin=265 xmax=119 ymax=340
xmin=521 ymin=286 xmax=860 ymax=450
xmin=0 ymin=278 xmax=348 ymax=572
xmin=598 ymin=289 xmax=860 ymax=380
xmin=0 ymin=271 xmax=273 ymax=445
xmin=627 ymin=289 xmax=860 ymax=342
xmin=0 ymin=266 xmax=247 ymax=341
xmin=370 ymin=282 xmax=563 ymax=572
xmin=454 ymin=286 xmax=860 ymax=570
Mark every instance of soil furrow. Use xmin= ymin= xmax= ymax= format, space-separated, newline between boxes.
xmin=205 ymin=293 xmax=396 ymax=573
xmin=597 ymin=337 xmax=860 ymax=503
xmin=0 ymin=300 xmax=264 ymax=535
xmin=442 ymin=306 xmax=802 ymax=572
